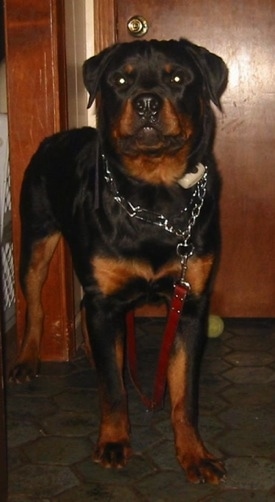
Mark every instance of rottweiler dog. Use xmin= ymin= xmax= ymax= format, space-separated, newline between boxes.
xmin=11 ymin=38 xmax=228 ymax=484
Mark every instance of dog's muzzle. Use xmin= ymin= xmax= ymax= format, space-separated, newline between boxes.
xmin=133 ymin=93 xmax=162 ymax=123
xmin=132 ymin=93 xmax=164 ymax=147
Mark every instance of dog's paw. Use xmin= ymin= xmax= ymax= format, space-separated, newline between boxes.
xmin=9 ymin=360 xmax=40 ymax=383
xmin=94 ymin=440 xmax=132 ymax=469
xmin=179 ymin=454 xmax=226 ymax=484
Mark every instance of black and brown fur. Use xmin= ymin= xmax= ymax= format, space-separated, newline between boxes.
xmin=10 ymin=38 xmax=228 ymax=484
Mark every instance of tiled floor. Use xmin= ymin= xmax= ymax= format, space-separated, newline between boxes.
xmin=7 ymin=318 xmax=275 ymax=501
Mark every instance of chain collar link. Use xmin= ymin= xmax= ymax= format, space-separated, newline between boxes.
xmin=103 ymin=154 xmax=208 ymax=255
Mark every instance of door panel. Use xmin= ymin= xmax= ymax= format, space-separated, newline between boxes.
xmin=5 ymin=0 xmax=75 ymax=361
xmin=112 ymin=0 xmax=275 ymax=317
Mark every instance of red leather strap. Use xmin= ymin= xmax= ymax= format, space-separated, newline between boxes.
xmin=126 ymin=282 xmax=190 ymax=411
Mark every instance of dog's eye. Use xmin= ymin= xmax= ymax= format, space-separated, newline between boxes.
xmin=167 ymin=69 xmax=193 ymax=87
xmin=170 ymin=73 xmax=183 ymax=85
xmin=118 ymin=76 xmax=127 ymax=85
xmin=113 ymin=73 xmax=129 ymax=87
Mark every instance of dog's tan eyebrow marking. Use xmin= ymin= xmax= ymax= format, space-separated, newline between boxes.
xmin=164 ymin=63 xmax=173 ymax=73
xmin=124 ymin=64 xmax=135 ymax=74
xmin=92 ymin=255 xmax=214 ymax=297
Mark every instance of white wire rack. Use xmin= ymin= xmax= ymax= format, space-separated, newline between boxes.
xmin=0 ymin=113 xmax=15 ymax=329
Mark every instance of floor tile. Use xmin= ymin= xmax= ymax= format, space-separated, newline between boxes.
xmin=7 ymin=318 xmax=275 ymax=500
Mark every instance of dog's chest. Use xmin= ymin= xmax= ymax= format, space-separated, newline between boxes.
xmin=92 ymin=252 xmax=214 ymax=300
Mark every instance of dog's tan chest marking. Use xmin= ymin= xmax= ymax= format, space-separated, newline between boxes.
xmin=186 ymin=255 xmax=214 ymax=296
xmin=92 ymin=254 xmax=214 ymax=297
xmin=92 ymin=257 xmax=153 ymax=295
xmin=121 ymin=150 xmax=190 ymax=185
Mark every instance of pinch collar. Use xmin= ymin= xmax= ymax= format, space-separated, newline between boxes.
xmin=103 ymin=154 xmax=208 ymax=240
xmin=177 ymin=163 xmax=206 ymax=189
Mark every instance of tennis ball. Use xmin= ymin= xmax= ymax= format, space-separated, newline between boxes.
xmin=208 ymin=315 xmax=224 ymax=338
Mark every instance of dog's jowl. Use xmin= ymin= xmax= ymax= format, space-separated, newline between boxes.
xmin=11 ymin=39 xmax=228 ymax=484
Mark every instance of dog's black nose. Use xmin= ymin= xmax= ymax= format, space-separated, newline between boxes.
xmin=133 ymin=94 xmax=162 ymax=119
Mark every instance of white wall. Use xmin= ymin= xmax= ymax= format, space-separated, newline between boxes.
xmin=64 ymin=1 xmax=96 ymax=339
xmin=64 ymin=0 xmax=96 ymax=128
xmin=0 ymin=61 xmax=7 ymax=114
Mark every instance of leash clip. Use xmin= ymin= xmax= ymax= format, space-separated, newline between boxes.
xmin=176 ymin=242 xmax=193 ymax=288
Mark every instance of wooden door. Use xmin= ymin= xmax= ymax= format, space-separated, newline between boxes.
xmin=5 ymin=0 xmax=75 ymax=361
xmin=95 ymin=0 xmax=275 ymax=317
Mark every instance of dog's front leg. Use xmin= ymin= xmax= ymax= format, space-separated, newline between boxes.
xmin=167 ymin=310 xmax=226 ymax=484
xmin=84 ymin=295 xmax=132 ymax=468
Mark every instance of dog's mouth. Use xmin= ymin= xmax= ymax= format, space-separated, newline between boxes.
xmin=133 ymin=124 xmax=188 ymax=155
xmin=136 ymin=125 xmax=163 ymax=149
xmin=115 ymin=126 xmax=187 ymax=157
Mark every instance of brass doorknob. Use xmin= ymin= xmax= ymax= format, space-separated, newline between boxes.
xmin=127 ymin=15 xmax=149 ymax=37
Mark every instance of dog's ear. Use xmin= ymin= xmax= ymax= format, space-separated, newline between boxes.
xmin=83 ymin=44 xmax=119 ymax=108
xmin=183 ymin=40 xmax=228 ymax=111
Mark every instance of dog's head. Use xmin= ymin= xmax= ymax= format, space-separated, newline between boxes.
xmin=83 ymin=39 xmax=228 ymax=184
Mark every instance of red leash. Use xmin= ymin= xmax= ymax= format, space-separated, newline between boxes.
xmin=126 ymin=281 xmax=190 ymax=411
